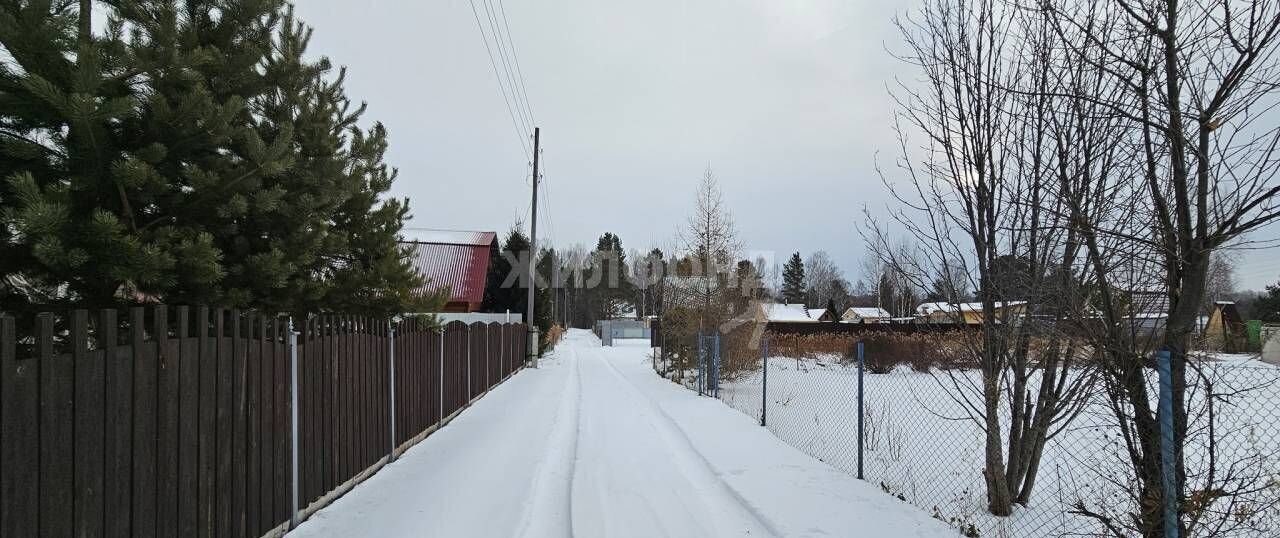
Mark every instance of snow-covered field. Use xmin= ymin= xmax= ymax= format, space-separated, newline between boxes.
xmin=288 ymin=330 xmax=955 ymax=537
xmin=718 ymin=355 xmax=1280 ymax=537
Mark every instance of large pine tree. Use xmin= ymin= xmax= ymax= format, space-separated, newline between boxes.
xmin=781 ymin=252 xmax=806 ymax=304
xmin=0 ymin=1 xmax=428 ymax=315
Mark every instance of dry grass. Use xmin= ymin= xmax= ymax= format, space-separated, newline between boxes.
xmin=542 ymin=324 xmax=566 ymax=352
xmin=764 ymin=331 xmax=976 ymax=373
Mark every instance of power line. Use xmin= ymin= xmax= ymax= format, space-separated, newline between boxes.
xmin=481 ymin=0 xmax=533 ymax=135
xmin=496 ymin=0 xmax=536 ymax=126
xmin=538 ymin=148 xmax=556 ymax=247
xmin=538 ymin=156 xmax=555 ymax=249
xmin=467 ymin=0 xmax=531 ymax=160
xmin=517 ymin=166 xmax=533 ymax=227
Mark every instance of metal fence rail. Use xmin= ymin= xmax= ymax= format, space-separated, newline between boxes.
xmin=0 ymin=305 xmax=528 ymax=538
xmin=680 ymin=328 xmax=1280 ymax=538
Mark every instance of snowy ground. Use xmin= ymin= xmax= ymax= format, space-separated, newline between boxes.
xmin=718 ymin=354 xmax=1280 ymax=537
xmin=287 ymin=329 xmax=955 ymax=538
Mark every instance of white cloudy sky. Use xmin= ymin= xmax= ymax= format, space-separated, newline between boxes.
xmin=292 ymin=0 xmax=1279 ymax=291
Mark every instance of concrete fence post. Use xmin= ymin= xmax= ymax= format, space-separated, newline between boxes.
xmin=528 ymin=327 xmax=539 ymax=369
xmin=288 ymin=318 xmax=300 ymax=529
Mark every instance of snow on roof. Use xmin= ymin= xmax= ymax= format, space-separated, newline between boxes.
xmin=762 ymin=303 xmax=817 ymax=322
xmin=916 ymin=301 xmax=1027 ymax=316
xmin=808 ymin=308 xmax=827 ymax=320
xmin=843 ymin=307 xmax=891 ymax=319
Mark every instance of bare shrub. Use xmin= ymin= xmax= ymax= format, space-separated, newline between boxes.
xmin=764 ymin=330 xmax=975 ymax=373
xmin=718 ymin=321 xmax=763 ymax=381
xmin=544 ymin=324 xmax=565 ymax=350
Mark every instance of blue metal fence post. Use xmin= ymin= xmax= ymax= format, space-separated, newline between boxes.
xmin=857 ymin=340 xmax=865 ymax=480
xmin=712 ymin=333 xmax=721 ymax=398
xmin=1157 ymin=349 xmax=1180 ymax=538
xmin=697 ymin=332 xmax=705 ymax=396
xmin=761 ymin=335 xmax=768 ymax=427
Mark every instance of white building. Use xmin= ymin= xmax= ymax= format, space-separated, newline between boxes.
xmin=841 ymin=307 xmax=892 ymax=323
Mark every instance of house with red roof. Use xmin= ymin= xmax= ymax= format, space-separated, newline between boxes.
xmin=400 ymin=229 xmax=498 ymax=312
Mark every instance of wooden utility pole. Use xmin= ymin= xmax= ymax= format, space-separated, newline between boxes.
xmin=527 ymin=127 xmax=540 ymax=368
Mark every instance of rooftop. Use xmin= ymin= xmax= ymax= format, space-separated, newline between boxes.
xmin=761 ymin=303 xmax=818 ymax=323
xmin=400 ymin=229 xmax=498 ymax=308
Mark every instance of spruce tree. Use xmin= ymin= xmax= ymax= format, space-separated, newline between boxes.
xmin=590 ymin=232 xmax=633 ymax=319
xmin=781 ymin=252 xmax=806 ymax=304
xmin=501 ymin=227 xmax=533 ymax=315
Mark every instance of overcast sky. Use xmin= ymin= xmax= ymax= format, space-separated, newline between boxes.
xmin=292 ymin=0 xmax=1280 ymax=291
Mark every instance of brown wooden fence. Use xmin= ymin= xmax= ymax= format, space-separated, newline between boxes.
xmin=0 ymin=306 xmax=527 ymax=538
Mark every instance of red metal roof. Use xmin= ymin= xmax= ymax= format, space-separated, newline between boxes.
xmin=401 ymin=230 xmax=497 ymax=307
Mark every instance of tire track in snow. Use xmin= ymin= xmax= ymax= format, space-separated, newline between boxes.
xmin=566 ymin=345 xmax=585 ymax=538
xmin=585 ymin=345 xmax=778 ymax=537
xmin=513 ymin=343 xmax=582 ymax=538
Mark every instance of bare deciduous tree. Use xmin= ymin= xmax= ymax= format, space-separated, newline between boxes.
xmin=678 ymin=166 xmax=743 ymax=330
xmin=804 ymin=250 xmax=843 ymax=308
xmin=1041 ymin=0 xmax=1280 ymax=535
xmin=884 ymin=0 xmax=1280 ymax=533
xmin=881 ymin=0 xmax=1098 ymax=517
xmin=1202 ymin=253 xmax=1238 ymax=313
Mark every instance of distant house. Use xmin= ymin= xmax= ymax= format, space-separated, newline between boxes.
xmin=1125 ymin=289 xmax=1170 ymax=333
xmin=808 ymin=308 xmax=840 ymax=322
xmin=612 ymin=306 xmax=640 ymax=320
xmin=756 ymin=302 xmax=825 ymax=323
xmin=400 ymin=229 xmax=498 ymax=312
xmin=1204 ymin=301 xmax=1247 ymax=352
xmin=842 ymin=307 xmax=892 ymax=323
xmin=915 ymin=301 xmax=1027 ymax=324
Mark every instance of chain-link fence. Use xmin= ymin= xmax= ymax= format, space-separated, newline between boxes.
xmin=688 ymin=326 xmax=1280 ymax=538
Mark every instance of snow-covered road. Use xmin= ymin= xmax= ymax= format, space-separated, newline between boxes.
xmin=288 ymin=329 xmax=954 ymax=537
